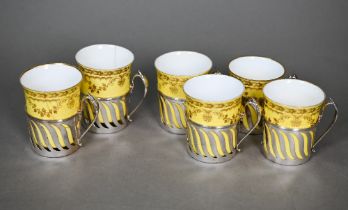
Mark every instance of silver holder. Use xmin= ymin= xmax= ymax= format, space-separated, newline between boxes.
xmin=186 ymin=98 xmax=261 ymax=163
xmin=262 ymin=122 xmax=314 ymax=165
xmin=261 ymin=98 xmax=338 ymax=165
xmin=83 ymin=70 xmax=148 ymax=134
xmin=158 ymin=93 xmax=186 ymax=135
xmin=26 ymin=94 xmax=99 ymax=158
xmin=186 ymin=121 xmax=238 ymax=163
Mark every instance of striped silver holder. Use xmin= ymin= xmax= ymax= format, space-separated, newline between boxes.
xmin=187 ymin=121 xmax=238 ymax=163
xmin=27 ymin=95 xmax=99 ymax=158
xmin=262 ymin=99 xmax=338 ymax=165
xmin=83 ymin=95 xmax=129 ymax=133
xmin=82 ymin=71 xmax=148 ymax=134
xmin=158 ymin=93 xmax=187 ymax=134
xmin=186 ymin=99 xmax=262 ymax=163
xmin=262 ymin=122 xmax=315 ymax=165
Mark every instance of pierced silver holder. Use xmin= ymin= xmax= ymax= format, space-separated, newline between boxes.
xmin=26 ymin=94 xmax=99 ymax=158
xmin=158 ymin=93 xmax=186 ymax=135
xmin=82 ymin=70 xmax=148 ymax=134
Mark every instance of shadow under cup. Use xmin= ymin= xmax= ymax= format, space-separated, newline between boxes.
xmin=155 ymin=51 xmax=212 ymax=134
xmin=20 ymin=63 xmax=99 ymax=157
xmin=183 ymin=75 xmax=261 ymax=163
xmin=262 ymin=79 xmax=338 ymax=165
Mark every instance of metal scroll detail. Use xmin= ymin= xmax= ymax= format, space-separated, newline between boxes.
xmin=240 ymin=102 xmax=263 ymax=134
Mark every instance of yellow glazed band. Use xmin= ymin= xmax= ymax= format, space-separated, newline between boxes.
xmin=24 ymin=85 xmax=81 ymax=121
xmin=229 ymin=71 xmax=284 ymax=131
xmin=157 ymin=70 xmax=210 ymax=99
xmin=263 ymin=96 xmax=323 ymax=129
xmin=185 ymin=96 xmax=243 ymax=127
xmin=229 ymin=71 xmax=284 ymax=102
xmin=78 ymin=63 xmax=131 ymax=98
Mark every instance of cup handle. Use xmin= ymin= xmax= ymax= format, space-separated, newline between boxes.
xmin=311 ymin=98 xmax=338 ymax=152
xmin=236 ymin=98 xmax=262 ymax=151
xmin=288 ymin=74 xmax=298 ymax=79
xmin=212 ymin=70 xmax=222 ymax=75
xmin=77 ymin=94 xmax=100 ymax=146
xmin=127 ymin=70 xmax=149 ymax=122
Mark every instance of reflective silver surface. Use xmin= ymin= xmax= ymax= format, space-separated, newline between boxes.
xmin=262 ymin=122 xmax=315 ymax=165
xmin=26 ymin=95 xmax=99 ymax=158
xmin=261 ymin=98 xmax=338 ymax=166
xmin=158 ymin=93 xmax=186 ymax=135
xmin=2 ymin=0 xmax=348 ymax=209
xmin=27 ymin=114 xmax=81 ymax=157
xmin=186 ymin=121 xmax=238 ymax=163
xmin=84 ymin=95 xmax=129 ymax=134
xmin=83 ymin=71 xmax=148 ymax=134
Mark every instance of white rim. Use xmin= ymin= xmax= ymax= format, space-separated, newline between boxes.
xmin=229 ymin=56 xmax=285 ymax=80
xmin=184 ymin=75 xmax=245 ymax=102
xmin=263 ymin=79 xmax=325 ymax=107
xmin=75 ymin=44 xmax=134 ymax=70
xmin=20 ymin=63 xmax=82 ymax=92
xmin=155 ymin=51 xmax=212 ymax=76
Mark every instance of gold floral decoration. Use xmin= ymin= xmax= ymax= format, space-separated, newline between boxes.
xmin=263 ymin=98 xmax=323 ymax=129
xmin=186 ymin=96 xmax=243 ymax=125
xmin=25 ymin=86 xmax=80 ymax=119
xmin=157 ymin=70 xmax=191 ymax=96
xmin=79 ymin=64 xmax=131 ymax=95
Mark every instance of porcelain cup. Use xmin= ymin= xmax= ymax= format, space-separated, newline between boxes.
xmin=20 ymin=63 xmax=99 ymax=157
xmin=76 ymin=44 xmax=148 ymax=134
xmin=155 ymin=51 xmax=212 ymax=134
xmin=261 ymin=79 xmax=338 ymax=165
xmin=183 ymin=74 xmax=261 ymax=163
xmin=229 ymin=56 xmax=285 ymax=134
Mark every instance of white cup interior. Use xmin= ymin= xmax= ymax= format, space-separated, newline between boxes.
xmin=155 ymin=51 xmax=212 ymax=76
xmin=20 ymin=63 xmax=82 ymax=92
xmin=75 ymin=44 xmax=134 ymax=70
xmin=229 ymin=56 xmax=285 ymax=80
xmin=263 ymin=79 xmax=325 ymax=107
xmin=184 ymin=75 xmax=245 ymax=102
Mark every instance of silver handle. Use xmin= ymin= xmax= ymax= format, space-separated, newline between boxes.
xmin=237 ymin=98 xmax=262 ymax=151
xmin=312 ymin=98 xmax=338 ymax=152
xmin=127 ymin=70 xmax=149 ymax=122
xmin=288 ymin=74 xmax=298 ymax=79
xmin=77 ymin=94 xmax=100 ymax=146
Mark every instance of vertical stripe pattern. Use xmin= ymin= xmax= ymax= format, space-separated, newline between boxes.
xmin=83 ymin=96 xmax=128 ymax=133
xmin=186 ymin=121 xmax=238 ymax=163
xmin=158 ymin=93 xmax=186 ymax=133
xmin=262 ymin=122 xmax=316 ymax=165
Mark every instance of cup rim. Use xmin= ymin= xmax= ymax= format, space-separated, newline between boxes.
xmin=183 ymin=74 xmax=245 ymax=103
xmin=19 ymin=63 xmax=82 ymax=93
xmin=75 ymin=44 xmax=135 ymax=71
xmin=263 ymin=79 xmax=326 ymax=109
xmin=228 ymin=56 xmax=285 ymax=81
xmin=155 ymin=51 xmax=213 ymax=76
